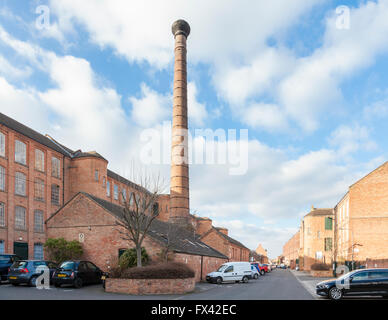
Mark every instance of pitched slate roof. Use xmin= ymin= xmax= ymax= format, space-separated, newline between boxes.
xmin=79 ymin=192 xmax=228 ymax=259
xmin=305 ymin=208 xmax=333 ymax=217
xmin=202 ymin=227 xmax=249 ymax=250
xmin=0 ymin=112 xmax=71 ymax=156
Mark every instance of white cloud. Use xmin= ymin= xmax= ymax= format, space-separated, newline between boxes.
xmin=0 ymin=55 xmax=32 ymax=79
xmin=328 ymin=124 xmax=377 ymax=155
xmin=241 ymin=103 xmax=288 ymax=132
xmin=187 ymin=82 xmax=208 ymax=126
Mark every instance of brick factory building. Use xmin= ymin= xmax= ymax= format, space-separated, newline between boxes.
xmin=335 ymin=161 xmax=388 ymax=266
xmin=0 ymin=20 xmax=252 ymax=280
xmin=255 ymin=244 xmax=269 ymax=263
xmin=282 ymin=230 xmax=300 ymax=269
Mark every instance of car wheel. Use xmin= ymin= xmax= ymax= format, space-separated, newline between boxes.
xmin=260 ymin=270 xmax=265 ymax=276
xmin=254 ymin=274 xmax=259 ymax=279
xmin=74 ymin=278 xmax=83 ymax=289
xmin=29 ymin=276 xmax=38 ymax=287
xmin=216 ymin=277 xmax=222 ymax=285
xmin=242 ymin=276 xmax=249 ymax=283
xmin=328 ymin=287 xmax=343 ymax=300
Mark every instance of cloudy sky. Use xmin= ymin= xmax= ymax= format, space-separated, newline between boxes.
xmin=1 ymin=0 xmax=388 ymax=258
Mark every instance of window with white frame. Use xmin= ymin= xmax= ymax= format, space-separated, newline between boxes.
xmin=15 ymin=206 xmax=26 ymax=230
xmin=106 ymin=181 xmax=110 ymax=197
xmin=51 ymin=157 xmax=60 ymax=178
xmin=35 ymin=149 xmax=45 ymax=172
xmin=15 ymin=172 xmax=26 ymax=196
xmin=34 ymin=243 xmax=44 ymax=259
xmin=0 ymin=132 xmax=5 ymax=157
xmin=15 ymin=140 xmax=26 ymax=165
xmin=114 ymin=184 xmax=119 ymax=200
xmin=34 ymin=210 xmax=44 ymax=233
xmin=0 ymin=240 xmax=4 ymax=254
xmin=0 ymin=202 xmax=5 ymax=227
xmin=34 ymin=179 xmax=45 ymax=201
xmin=51 ymin=184 xmax=60 ymax=205
xmin=0 ymin=166 xmax=5 ymax=191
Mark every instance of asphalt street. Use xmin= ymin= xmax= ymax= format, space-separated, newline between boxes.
xmin=0 ymin=268 xmax=314 ymax=300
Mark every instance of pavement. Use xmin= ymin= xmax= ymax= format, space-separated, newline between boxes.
xmin=0 ymin=268 xmax=314 ymax=300
xmin=289 ymin=269 xmax=333 ymax=300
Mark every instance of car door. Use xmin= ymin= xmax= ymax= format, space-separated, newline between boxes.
xmin=77 ymin=262 xmax=89 ymax=284
xmin=348 ymin=271 xmax=372 ymax=295
xmin=368 ymin=271 xmax=388 ymax=295
xmin=86 ymin=262 xmax=101 ymax=284
xmin=223 ymin=266 xmax=235 ymax=282
xmin=47 ymin=262 xmax=58 ymax=278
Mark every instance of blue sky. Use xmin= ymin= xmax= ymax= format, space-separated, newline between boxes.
xmin=1 ymin=0 xmax=388 ymax=257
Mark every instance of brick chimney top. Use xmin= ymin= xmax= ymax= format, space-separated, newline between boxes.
xmin=172 ymin=19 xmax=191 ymax=38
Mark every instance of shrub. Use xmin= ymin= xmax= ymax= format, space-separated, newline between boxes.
xmin=311 ymin=263 xmax=330 ymax=271
xmin=119 ymin=247 xmax=150 ymax=269
xmin=44 ymin=238 xmax=83 ymax=263
xmin=110 ymin=262 xmax=195 ymax=279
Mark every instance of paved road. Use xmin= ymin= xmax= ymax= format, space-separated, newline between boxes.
xmin=0 ymin=269 xmax=313 ymax=300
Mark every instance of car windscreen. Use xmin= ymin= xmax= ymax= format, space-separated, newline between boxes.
xmin=217 ymin=265 xmax=227 ymax=272
xmin=59 ymin=261 xmax=75 ymax=271
xmin=11 ymin=261 xmax=28 ymax=269
xmin=33 ymin=261 xmax=47 ymax=267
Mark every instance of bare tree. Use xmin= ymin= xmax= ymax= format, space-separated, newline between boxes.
xmin=115 ymin=168 xmax=166 ymax=267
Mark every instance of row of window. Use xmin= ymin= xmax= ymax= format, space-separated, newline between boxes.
xmin=106 ymin=179 xmax=140 ymax=204
xmin=0 ymin=166 xmax=60 ymax=204
xmin=0 ymin=132 xmax=61 ymax=177
xmin=0 ymin=241 xmax=44 ymax=259
xmin=0 ymin=202 xmax=44 ymax=232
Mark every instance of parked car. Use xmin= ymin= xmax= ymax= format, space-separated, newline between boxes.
xmin=8 ymin=260 xmax=57 ymax=286
xmin=250 ymin=265 xmax=260 ymax=280
xmin=251 ymin=262 xmax=265 ymax=275
xmin=263 ymin=264 xmax=271 ymax=272
xmin=316 ymin=268 xmax=388 ymax=300
xmin=206 ymin=262 xmax=252 ymax=284
xmin=52 ymin=260 xmax=103 ymax=288
xmin=0 ymin=254 xmax=20 ymax=282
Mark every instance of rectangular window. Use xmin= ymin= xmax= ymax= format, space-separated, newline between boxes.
xmin=325 ymin=217 xmax=333 ymax=230
xmin=35 ymin=149 xmax=45 ymax=172
xmin=15 ymin=140 xmax=26 ymax=165
xmin=34 ymin=243 xmax=44 ymax=260
xmin=15 ymin=206 xmax=26 ymax=230
xmin=0 ymin=166 xmax=5 ymax=191
xmin=15 ymin=172 xmax=26 ymax=196
xmin=34 ymin=179 xmax=45 ymax=201
xmin=122 ymin=189 xmax=126 ymax=202
xmin=34 ymin=210 xmax=44 ymax=233
xmin=106 ymin=181 xmax=110 ymax=197
xmin=325 ymin=238 xmax=333 ymax=251
xmin=0 ymin=202 xmax=5 ymax=227
xmin=51 ymin=184 xmax=60 ymax=205
xmin=95 ymin=170 xmax=99 ymax=181
xmin=0 ymin=240 xmax=4 ymax=254
xmin=51 ymin=157 xmax=60 ymax=178
xmin=317 ymin=231 xmax=320 ymax=239
xmin=0 ymin=132 xmax=5 ymax=157
xmin=114 ymin=184 xmax=119 ymax=200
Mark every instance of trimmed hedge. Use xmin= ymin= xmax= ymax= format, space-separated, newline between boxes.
xmin=311 ymin=263 xmax=330 ymax=271
xmin=110 ymin=262 xmax=195 ymax=279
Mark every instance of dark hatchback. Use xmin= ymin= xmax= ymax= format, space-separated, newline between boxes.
xmin=0 ymin=254 xmax=20 ymax=281
xmin=52 ymin=261 xmax=103 ymax=288
xmin=316 ymin=268 xmax=388 ymax=300
xmin=8 ymin=260 xmax=58 ymax=286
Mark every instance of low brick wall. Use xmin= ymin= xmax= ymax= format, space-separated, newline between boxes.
xmin=105 ymin=278 xmax=195 ymax=295
xmin=310 ymin=270 xmax=333 ymax=277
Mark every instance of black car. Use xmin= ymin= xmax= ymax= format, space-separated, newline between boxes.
xmin=0 ymin=254 xmax=20 ymax=282
xmin=316 ymin=268 xmax=388 ymax=300
xmin=52 ymin=260 xmax=103 ymax=288
xmin=8 ymin=260 xmax=58 ymax=286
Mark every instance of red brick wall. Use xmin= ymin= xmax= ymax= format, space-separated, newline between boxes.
xmin=46 ymin=193 xmax=227 ymax=281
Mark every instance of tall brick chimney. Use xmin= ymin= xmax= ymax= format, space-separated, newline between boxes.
xmin=169 ymin=19 xmax=191 ymax=227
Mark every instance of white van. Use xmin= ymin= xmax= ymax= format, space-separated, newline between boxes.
xmin=206 ymin=262 xmax=252 ymax=284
